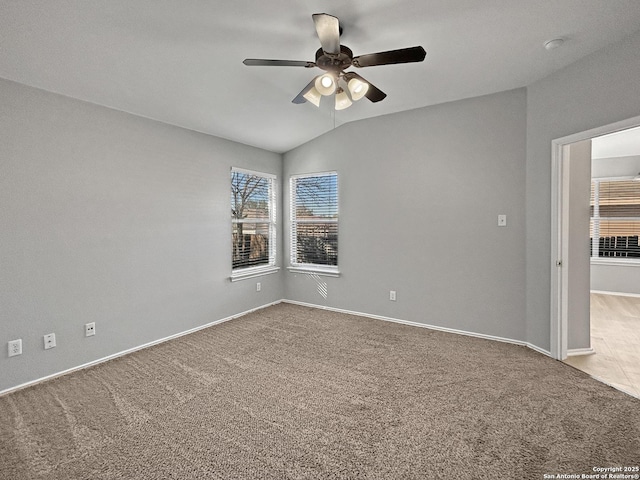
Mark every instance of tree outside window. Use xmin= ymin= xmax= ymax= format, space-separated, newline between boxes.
xmin=231 ymin=169 xmax=276 ymax=272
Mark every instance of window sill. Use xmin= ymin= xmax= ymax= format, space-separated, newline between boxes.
xmin=230 ymin=266 xmax=280 ymax=282
xmin=591 ymin=258 xmax=640 ymax=267
xmin=287 ymin=266 xmax=341 ymax=278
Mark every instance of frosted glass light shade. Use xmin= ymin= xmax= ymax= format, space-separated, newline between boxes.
xmin=347 ymin=78 xmax=369 ymax=101
xmin=335 ymin=89 xmax=352 ymax=110
xmin=303 ymin=86 xmax=321 ymax=107
xmin=315 ymin=74 xmax=336 ymax=96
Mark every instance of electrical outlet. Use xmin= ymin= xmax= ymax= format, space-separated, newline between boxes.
xmin=44 ymin=333 xmax=56 ymax=350
xmin=256 ymin=282 xmax=261 ymax=292
xmin=8 ymin=339 xmax=22 ymax=357
xmin=85 ymin=322 xmax=96 ymax=337
xmin=390 ymin=290 xmax=397 ymax=301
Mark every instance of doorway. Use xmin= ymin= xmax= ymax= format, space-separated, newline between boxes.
xmin=551 ymin=117 xmax=640 ymax=398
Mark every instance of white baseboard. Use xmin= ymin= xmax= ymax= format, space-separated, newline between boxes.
xmin=2 ymin=298 xmax=555 ymax=397
xmin=0 ymin=300 xmax=282 ymax=397
xmin=567 ymin=347 xmax=595 ymax=357
xmin=525 ymin=342 xmax=553 ymax=357
xmin=282 ymin=299 xmax=552 ymax=358
xmin=591 ymin=290 xmax=640 ymax=298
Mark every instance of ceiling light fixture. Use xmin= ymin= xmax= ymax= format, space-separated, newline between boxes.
xmin=544 ymin=38 xmax=565 ymax=50
xmin=335 ymin=87 xmax=352 ymax=110
xmin=315 ymin=73 xmax=336 ymax=96
xmin=302 ymin=86 xmax=322 ymax=107
xmin=347 ymin=77 xmax=369 ymax=101
xmin=303 ymin=73 xmax=369 ymax=110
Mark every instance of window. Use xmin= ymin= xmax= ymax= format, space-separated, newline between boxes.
xmin=590 ymin=178 xmax=640 ymax=259
xmin=231 ymin=168 xmax=277 ymax=279
xmin=290 ymin=172 xmax=338 ymax=274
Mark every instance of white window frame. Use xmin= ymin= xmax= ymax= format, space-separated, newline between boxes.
xmin=289 ymin=171 xmax=339 ymax=277
xmin=230 ymin=167 xmax=279 ymax=281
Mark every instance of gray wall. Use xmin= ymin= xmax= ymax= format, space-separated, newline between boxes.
xmin=0 ymin=79 xmax=283 ymax=391
xmin=284 ymin=89 xmax=527 ymax=342
xmin=526 ymin=30 xmax=640 ymax=351
xmin=591 ymin=265 xmax=640 ymax=296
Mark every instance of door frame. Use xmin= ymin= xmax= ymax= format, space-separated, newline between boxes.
xmin=550 ymin=114 xmax=640 ymax=360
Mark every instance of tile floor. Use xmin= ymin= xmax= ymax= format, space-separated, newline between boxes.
xmin=564 ymin=293 xmax=640 ymax=398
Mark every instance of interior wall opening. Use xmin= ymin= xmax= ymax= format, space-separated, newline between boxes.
xmin=552 ymin=121 xmax=640 ymax=398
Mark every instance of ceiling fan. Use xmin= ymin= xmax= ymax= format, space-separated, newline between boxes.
xmin=243 ymin=13 xmax=426 ymax=110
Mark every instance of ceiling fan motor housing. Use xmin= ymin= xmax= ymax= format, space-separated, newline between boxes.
xmin=315 ymin=45 xmax=353 ymax=72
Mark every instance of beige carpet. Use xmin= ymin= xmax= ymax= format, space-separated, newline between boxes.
xmin=1 ymin=303 xmax=639 ymax=479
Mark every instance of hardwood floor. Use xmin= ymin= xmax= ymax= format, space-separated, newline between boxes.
xmin=564 ymin=293 xmax=640 ymax=398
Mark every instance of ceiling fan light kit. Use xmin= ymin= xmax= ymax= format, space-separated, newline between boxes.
xmin=347 ymin=77 xmax=369 ymax=101
xmin=302 ymin=86 xmax=322 ymax=107
xmin=315 ymin=73 xmax=337 ymax=96
xmin=243 ymin=13 xmax=426 ymax=111
xmin=335 ymin=87 xmax=352 ymax=110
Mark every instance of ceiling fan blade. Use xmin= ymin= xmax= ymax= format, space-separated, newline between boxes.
xmin=292 ymin=78 xmax=317 ymax=104
xmin=344 ymin=72 xmax=387 ymax=103
xmin=312 ymin=13 xmax=340 ymax=55
xmin=243 ymin=59 xmax=315 ymax=67
xmin=352 ymin=46 xmax=426 ymax=68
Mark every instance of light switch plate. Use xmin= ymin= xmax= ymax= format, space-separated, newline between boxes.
xmin=498 ymin=214 xmax=507 ymax=227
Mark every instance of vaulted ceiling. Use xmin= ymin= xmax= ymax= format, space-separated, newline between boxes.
xmin=2 ymin=1 xmax=640 ymax=153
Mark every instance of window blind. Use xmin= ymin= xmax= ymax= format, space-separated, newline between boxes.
xmin=290 ymin=172 xmax=338 ymax=267
xmin=590 ymin=179 xmax=640 ymax=258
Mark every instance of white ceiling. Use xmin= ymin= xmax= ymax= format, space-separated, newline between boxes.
xmin=2 ymin=1 xmax=640 ymax=153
